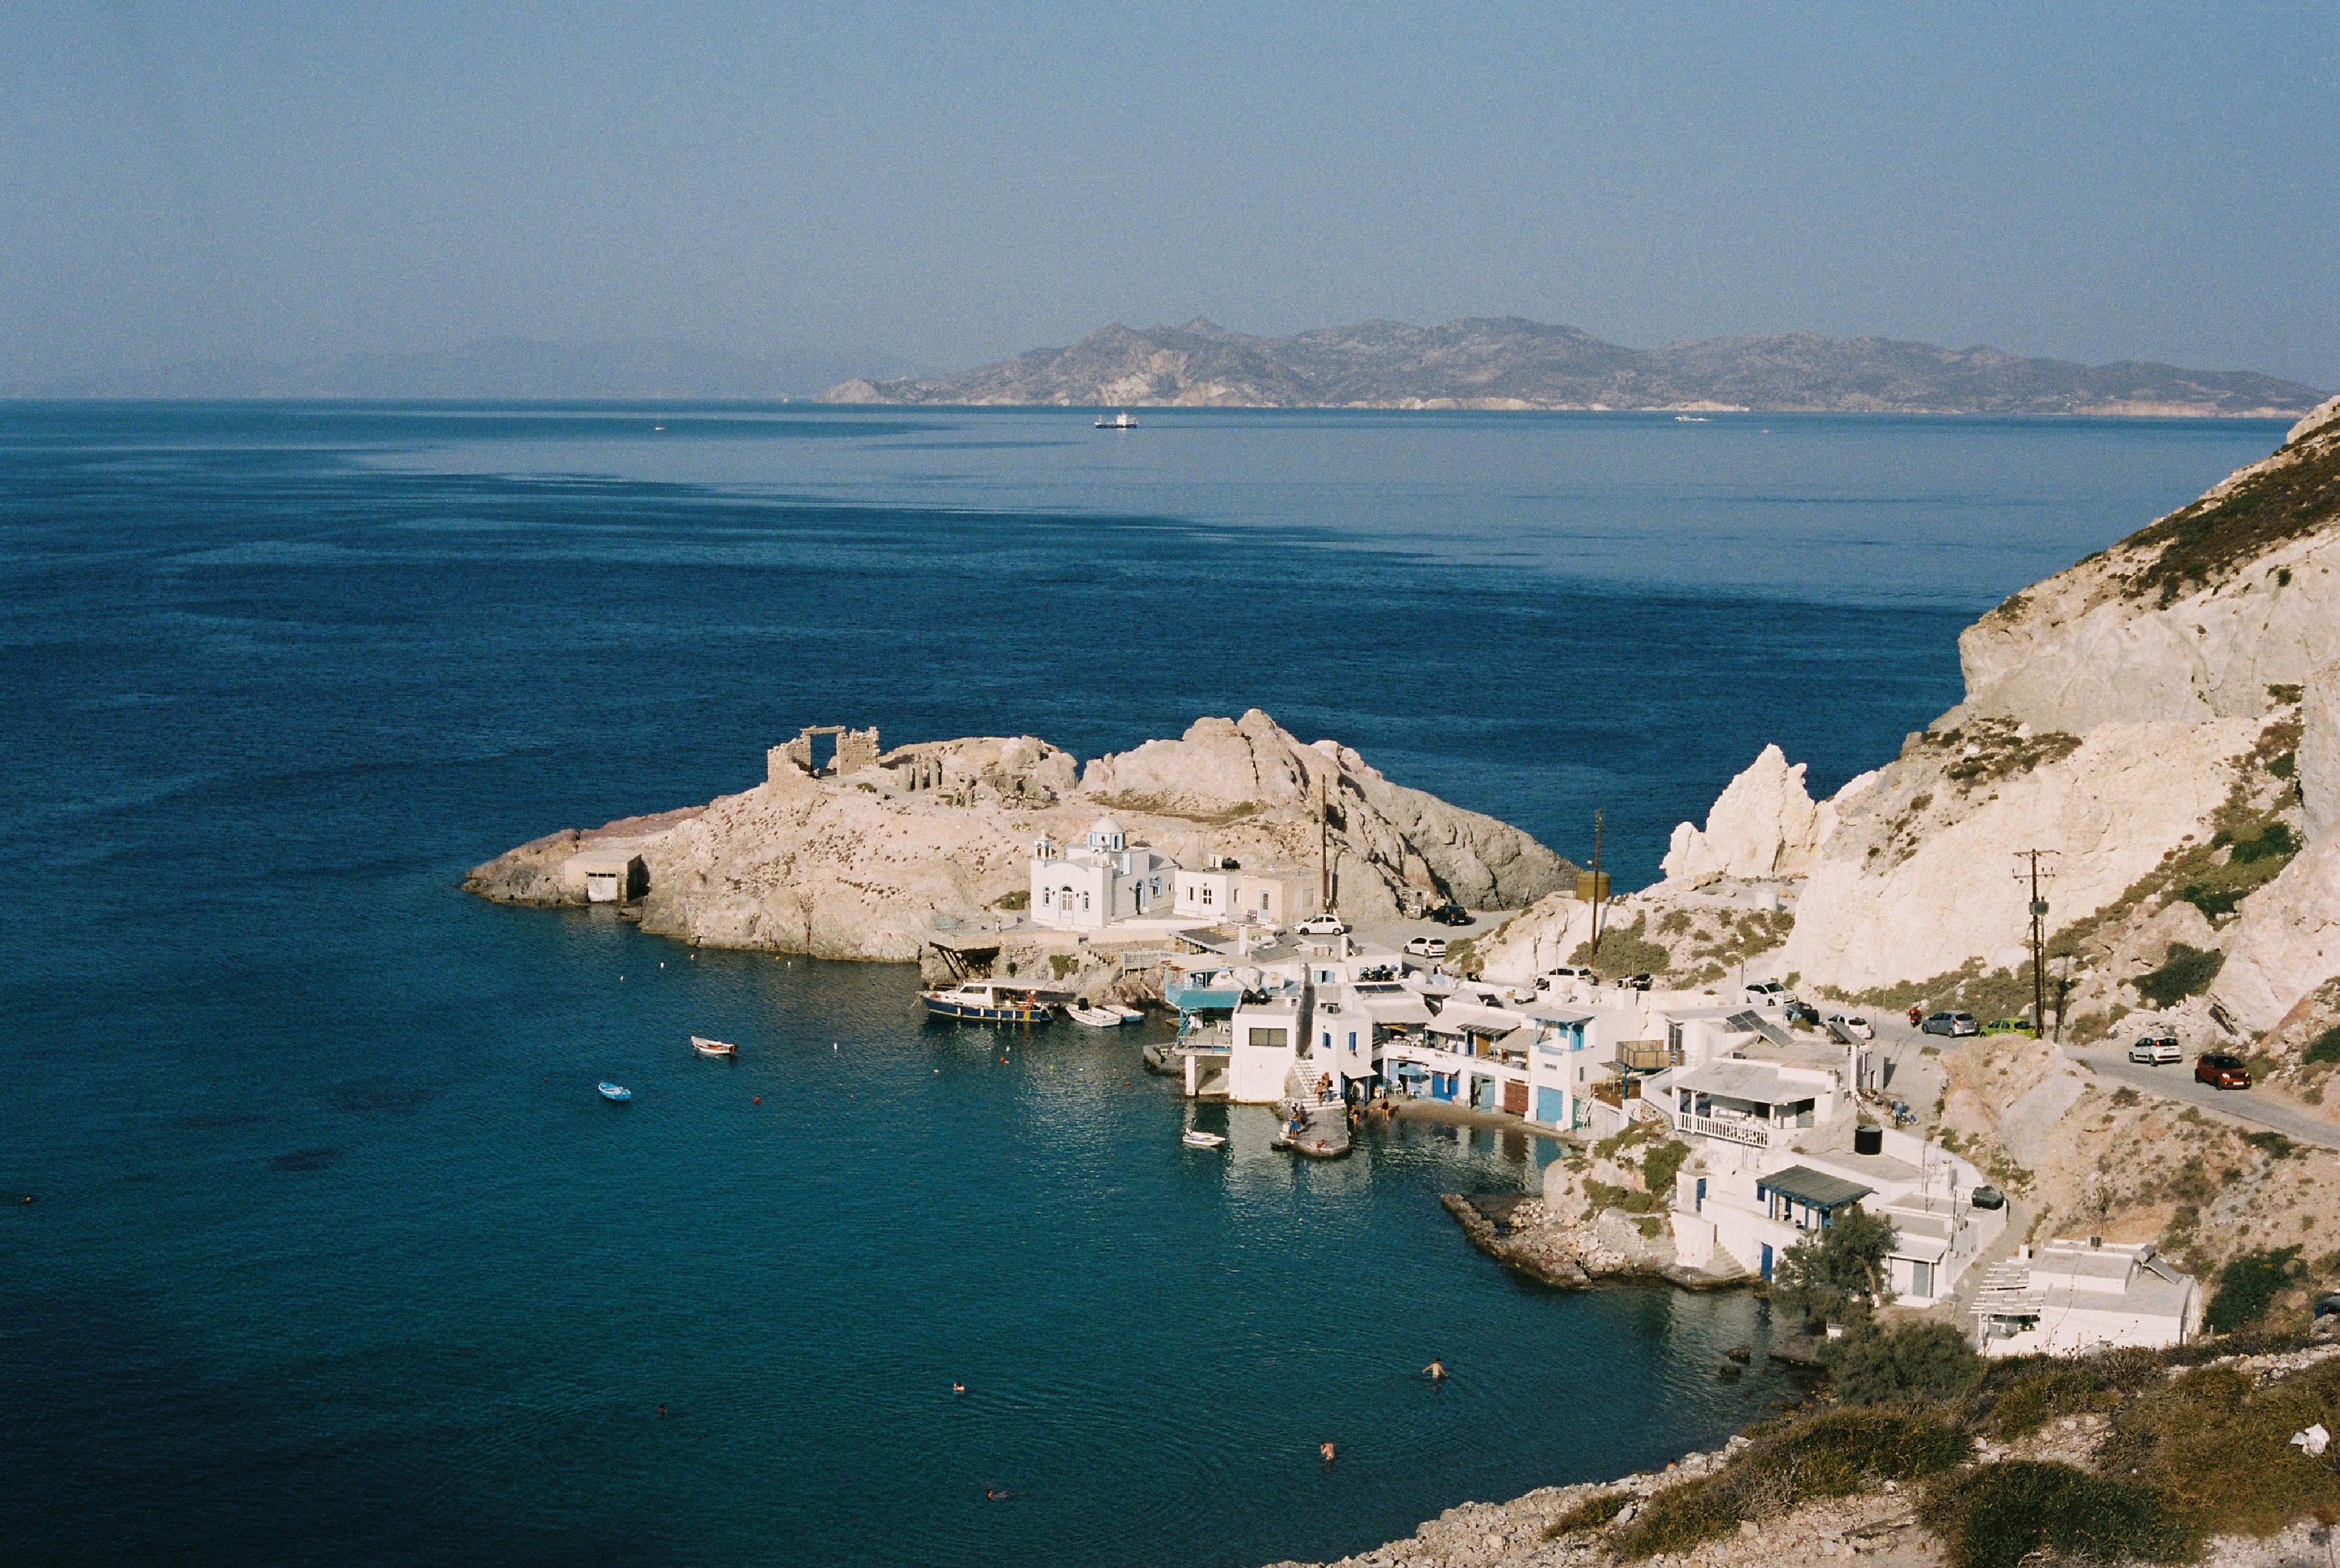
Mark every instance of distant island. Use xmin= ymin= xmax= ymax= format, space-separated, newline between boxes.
xmin=821 ymin=316 xmax=2326 ymax=418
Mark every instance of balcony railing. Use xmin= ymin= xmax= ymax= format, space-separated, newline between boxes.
xmin=1672 ymin=1109 xmax=1773 ymax=1148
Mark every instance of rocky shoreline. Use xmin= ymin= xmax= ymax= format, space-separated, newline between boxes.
xmin=1439 ymin=1193 xmax=1741 ymax=1293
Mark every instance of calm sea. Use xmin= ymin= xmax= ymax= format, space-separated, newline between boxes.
xmin=0 ymin=405 xmax=2283 ymax=1566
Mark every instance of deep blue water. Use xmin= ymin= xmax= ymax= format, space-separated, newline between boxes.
xmin=0 ymin=405 xmax=2285 ymax=1565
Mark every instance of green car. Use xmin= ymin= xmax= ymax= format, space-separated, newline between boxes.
xmin=1982 ymin=1018 xmax=2035 ymax=1036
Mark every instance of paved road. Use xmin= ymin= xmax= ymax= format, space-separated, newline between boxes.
xmin=2065 ymin=1045 xmax=2340 ymax=1150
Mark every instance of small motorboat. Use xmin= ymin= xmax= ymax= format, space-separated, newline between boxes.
xmin=1142 ymin=1041 xmax=1178 ymax=1075
xmin=691 ymin=1035 xmax=738 ymax=1057
xmin=1095 ymin=409 xmax=1138 ymax=429
xmin=922 ymin=981 xmax=1057 ymax=1024
xmin=597 ymin=1083 xmax=632 ymax=1102
xmin=1181 ymin=1130 xmax=1226 ymax=1148
xmin=1104 ymin=1002 xmax=1144 ymax=1022
xmin=1066 ymin=1004 xmax=1125 ymax=1027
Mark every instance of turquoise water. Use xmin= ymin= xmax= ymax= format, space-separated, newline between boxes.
xmin=0 ymin=406 xmax=2285 ymax=1564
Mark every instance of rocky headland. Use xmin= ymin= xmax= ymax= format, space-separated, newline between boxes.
xmin=821 ymin=317 xmax=2325 ymax=417
xmin=465 ymin=709 xmax=1570 ymax=974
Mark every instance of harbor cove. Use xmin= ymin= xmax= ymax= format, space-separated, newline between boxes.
xmin=0 ymin=404 xmax=2301 ymax=1565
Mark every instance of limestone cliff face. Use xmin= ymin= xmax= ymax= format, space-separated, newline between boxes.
xmin=1956 ymin=394 xmax=2340 ymax=733
xmin=1559 ymin=398 xmax=2340 ymax=1044
xmin=464 ymin=711 xmax=1570 ymax=961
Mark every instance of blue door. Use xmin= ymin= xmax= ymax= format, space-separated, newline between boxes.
xmin=1760 ymin=1243 xmax=1774 ymax=1281
xmin=1535 ymin=1087 xmax=1566 ymax=1125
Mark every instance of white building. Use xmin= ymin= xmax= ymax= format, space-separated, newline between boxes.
xmin=1972 ymin=1239 xmax=2202 ymax=1356
xmin=1029 ymin=818 xmax=1178 ymax=931
xmin=1174 ymin=865 xmax=1302 ymax=926
xmin=1649 ymin=1047 xmax=2001 ymax=1306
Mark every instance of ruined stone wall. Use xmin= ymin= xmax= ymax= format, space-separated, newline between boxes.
xmin=835 ymin=726 xmax=881 ymax=774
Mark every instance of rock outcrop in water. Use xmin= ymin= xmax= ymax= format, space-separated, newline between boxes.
xmin=465 ymin=710 xmax=1570 ymax=962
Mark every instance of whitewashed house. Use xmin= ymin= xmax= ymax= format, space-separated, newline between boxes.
xmin=1029 ymin=818 xmax=1178 ymax=931
xmin=1174 ymin=865 xmax=1300 ymax=926
xmin=1972 ymin=1239 xmax=2202 ymax=1356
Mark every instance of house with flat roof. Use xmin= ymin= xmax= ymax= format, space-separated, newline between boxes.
xmin=1971 ymin=1239 xmax=2202 ymax=1356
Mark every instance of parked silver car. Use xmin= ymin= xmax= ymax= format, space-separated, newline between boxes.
xmin=1922 ymin=1011 xmax=1980 ymax=1038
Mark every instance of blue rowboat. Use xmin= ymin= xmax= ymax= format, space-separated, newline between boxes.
xmin=597 ymin=1082 xmax=632 ymax=1102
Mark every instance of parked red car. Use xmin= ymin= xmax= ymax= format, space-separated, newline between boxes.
xmin=2194 ymin=1053 xmax=2253 ymax=1090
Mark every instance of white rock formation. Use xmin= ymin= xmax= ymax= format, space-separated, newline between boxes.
xmin=467 ymin=711 xmax=1570 ymax=961
xmin=1659 ymin=745 xmax=1843 ymax=885
xmin=2214 ymin=838 xmax=2340 ymax=1032
xmin=2301 ymin=669 xmax=2340 ymax=841
xmin=1955 ymin=394 xmax=2340 ymax=733
xmin=1781 ymin=719 xmax=2259 ymax=993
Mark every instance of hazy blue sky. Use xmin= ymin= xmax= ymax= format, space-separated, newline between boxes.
xmin=5 ymin=3 xmax=2335 ymax=384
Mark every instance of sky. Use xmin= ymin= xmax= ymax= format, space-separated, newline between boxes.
xmin=3 ymin=2 xmax=2335 ymax=388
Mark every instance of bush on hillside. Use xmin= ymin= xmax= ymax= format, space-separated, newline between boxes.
xmin=1612 ymin=1409 xmax=1968 ymax=1561
xmin=1919 ymin=1462 xmax=2195 ymax=1568
xmin=1964 ymin=1349 xmax=2161 ymax=1439
xmin=2306 ymin=1024 xmax=2340 ymax=1067
xmin=1642 ymin=1139 xmax=1691 ymax=1197
xmin=2135 ymin=944 xmax=2225 ymax=1010
xmin=1542 ymin=1490 xmax=1629 ymax=1538
xmin=2099 ymin=1359 xmax=2340 ymax=1537
xmin=1824 ymin=1319 xmax=1982 ymax=1406
xmin=2205 ymin=1246 xmax=2308 ymax=1333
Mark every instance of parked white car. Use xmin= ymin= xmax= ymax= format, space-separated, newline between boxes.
xmin=1403 ymin=935 xmax=1447 ymax=958
xmin=1745 ymin=981 xmax=1788 ymax=1004
xmin=1826 ymin=1013 xmax=1876 ymax=1040
xmin=1296 ymin=914 xmax=1349 ymax=936
xmin=2129 ymin=1032 xmax=2182 ymax=1065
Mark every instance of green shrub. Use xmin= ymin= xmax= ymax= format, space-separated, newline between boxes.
xmin=1612 ymin=1409 xmax=1969 ymax=1560
xmin=2180 ymin=883 xmax=2245 ymax=919
xmin=1773 ymin=1208 xmax=1899 ymax=1327
xmin=2205 ymin=1246 xmax=2307 ymax=1333
xmin=1642 ymin=1139 xmax=1691 ymax=1197
xmin=2244 ymin=1130 xmax=2296 ymax=1160
xmin=1919 ymin=1462 xmax=2195 ymax=1568
xmin=1542 ymin=1490 xmax=1629 ymax=1538
xmin=2101 ymin=1359 xmax=2340 ymax=1537
xmin=1965 ymin=1350 xmax=2161 ymax=1439
xmin=2306 ymin=1025 xmax=2340 ymax=1067
xmin=1824 ymin=1320 xmax=1982 ymax=1406
xmin=2136 ymin=944 xmax=2226 ymax=1010
xmin=993 ymin=888 xmax=1029 ymax=910
xmin=2228 ymin=822 xmax=2300 ymax=865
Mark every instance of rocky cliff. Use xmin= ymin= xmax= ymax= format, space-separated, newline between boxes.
xmin=1477 ymin=395 xmax=2340 ymax=1048
xmin=464 ymin=711 xmax=1570 ymax=961
xmin=822 ymin=317 xmax=2325 ymax=416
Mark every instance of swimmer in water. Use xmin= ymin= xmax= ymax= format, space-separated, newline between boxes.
xmin=1424 ymin=1359 xmax=1448 ymax=1382
xmin=985 ymin=1488 xmax=1016 ymax=1501
xmin=657 ymin=1405 xmax=666 ymax=1417
xmin=952 ymin=1382 xmax=965 ymax=1394
xmin=1320 ymin=1441 xmax=1336 ymax=1465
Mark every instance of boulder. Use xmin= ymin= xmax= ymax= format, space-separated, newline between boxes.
xmin=2302 ymin=670 xmax=2340 ymax=842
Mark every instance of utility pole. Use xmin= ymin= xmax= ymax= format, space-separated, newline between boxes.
xmin=2012 ymin=850 xmax=2061 ymax=1036
xmin=1591 ymin=808 xmax=1608 ymax=956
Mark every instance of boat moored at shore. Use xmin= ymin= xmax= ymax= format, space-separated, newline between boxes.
xmin=922 ymin=981 xmax=1059 ymax=1024
xmin=691 ymin=1035 xmax=738 ymax=1057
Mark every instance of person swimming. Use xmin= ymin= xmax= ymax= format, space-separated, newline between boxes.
xmin=984 ymin=1488 xmax=1016 ymax=1501
xmin=952 ymin=1382 xmax=965 ymax=1394
xmin=1320 ymin=1441 xmax=1336 ymax=1465
xmin=1424 ymin=1359 xmax=1448 ymax=1381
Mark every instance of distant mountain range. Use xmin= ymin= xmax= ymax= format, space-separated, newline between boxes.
xmin=9 ymin=338 xmax=893 ymax=401
xmin=821 ymin=318 xmax=2326 ymax=418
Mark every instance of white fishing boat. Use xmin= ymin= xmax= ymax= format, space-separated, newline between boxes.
xmin=1095 ymin=410 xmax=1138 ymax=429
xmin=1674 ymin=414 xmax=1710 ymax=423
xmin=691 ymin=1035 xmax=738 ymax=1057
xmin=1065 ymin=1004 xmax=1127 ymax=1027
xmin=1181 ymin=1130 xmax=1226 ymax=1148
xmin=597 ymin=1082 xmax=632 ymax=1102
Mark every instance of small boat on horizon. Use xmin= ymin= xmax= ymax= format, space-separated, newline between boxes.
xmin=1095 ymin=410 xmax=1138 ymax=429
xmin=691 ymin=1035 xmax=738 ymax=1057
xmin=598 ymin=1082 xmax=633 ymax=1102
xmin=1181 ymin=1130 xmax=1226 ymax=1148
xmin=1674 ymin=414 xmax=1711 ymax=423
